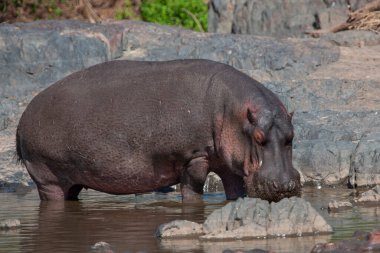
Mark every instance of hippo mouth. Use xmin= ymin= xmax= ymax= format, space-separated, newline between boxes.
xmin=245 ymin=173 xmax=301 ymax=203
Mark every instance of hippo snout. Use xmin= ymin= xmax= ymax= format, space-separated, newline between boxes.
xmin=247 ymin=170 xmax=301 ymax=202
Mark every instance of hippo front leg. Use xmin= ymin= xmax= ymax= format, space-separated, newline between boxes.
xmin=180 ymin=157 xmax=209 ymax=202
xmin=217 ymin=168 xmax=245 ymax=200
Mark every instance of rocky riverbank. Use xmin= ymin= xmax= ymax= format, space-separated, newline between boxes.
xmin=0 ymin=20 xmax=379 ymax=190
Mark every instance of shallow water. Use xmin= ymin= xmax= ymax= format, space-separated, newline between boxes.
xmin=0 ymin=186 xmax=379 ymax=253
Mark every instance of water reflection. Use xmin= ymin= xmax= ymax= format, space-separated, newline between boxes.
xmin=0 ymin=187 xmax=379 ymax=253
xmin=159 ymin=235 xmax=333 ymax=253
xmin=20 ymin=193 xmax=211 ymax=253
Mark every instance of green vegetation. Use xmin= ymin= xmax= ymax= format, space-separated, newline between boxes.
xmin=1 ymin=0 xmax=208 ymax=30
xmin=0 ymin=0 xmax=65 ymax=18
xmin=115 ymin=0 xmax=138 ymax=20
xmin=140 ymin=0 xmax=208 ymax=32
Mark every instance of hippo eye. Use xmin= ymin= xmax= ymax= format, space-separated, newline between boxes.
xmin=247 ymin=109 xmax=256 ymax=125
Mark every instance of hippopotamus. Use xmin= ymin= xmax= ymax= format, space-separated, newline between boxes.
xmin=16 ymin=59 xmax=301 ymax=202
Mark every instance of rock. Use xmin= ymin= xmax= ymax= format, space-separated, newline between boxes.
xmin=156 ymin=220 xmax=204 ymax=239
xmin=355 ymin=185 xmax=380 ymax=204
xmin=207 ymin=0 xmax=234 ymax=34
xmin=265 ymin=80 xmax=380 ymax=113
xmin=328 ymin=200 xmax=353 ymax=212
xmin=91 ymin=241 xmax=113 ymax=252
xmin=200 ymin=197 xmax=332 ymax=240
xmin=0 ymin=128 xmax=33 ymax=188
xmin=157 ymin=197 xmax=332 ymax=240
xmin=311 ymin=229 xmax=380 ymax=253
xmin=203 ymin=172 xmax=224 ymax=192
xmin=208 ymin=0 xmax=372 ymax=38
xmin=350 ymin=134 xmax=380 ymax=187
xmin=291 ymin=111 xmax=380 ymax=143
xmin=121 ymin=21 xmax=339 ymax=81
xmin=293 ymin=140 xmax=355 ymax=185
xmin=0 ymin=219 xmax=21 ymax=230
xmin=322 ymin=30 xmax=380 ymax=47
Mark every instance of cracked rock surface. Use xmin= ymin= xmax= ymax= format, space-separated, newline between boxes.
xmin=156 ymin=197 xmax=332 ymax=240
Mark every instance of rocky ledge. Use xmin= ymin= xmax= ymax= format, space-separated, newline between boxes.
xmin=157 ymin=197 xmax=332 ymax=240
xmin=0 ymin=20 xmax=379 ymax=189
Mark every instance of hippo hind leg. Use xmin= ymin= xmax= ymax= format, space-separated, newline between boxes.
xmin=37 ymin=184 xmax=83 ymax=201
xmin=24 ymin=161 xmax=83 ymax=201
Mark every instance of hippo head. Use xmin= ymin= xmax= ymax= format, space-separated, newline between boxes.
xmin=241 ymin=104 xmax=301 ymax=202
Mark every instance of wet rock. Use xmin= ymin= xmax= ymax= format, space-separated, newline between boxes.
xmin=311 ymin=229 xmax=380 ymax=253
xmin=203 ymin=197 xmax=332 ymax=240
xmin=328 ymin=200 xmax=353 ymax=212
xmin=204 ymin=172 xmax=224 ymax=192
xmin=0 ymin=219 xmax=21 ymax=230
xmin=91 ymin=241 xmax=114 ymax=253
xmin=156 ymin=220 xmax=204 ymax=239
xmin=355 ymin=185 xmax=380 ymax=204
xmin=158 ymin=197 xmax=332 ymax=240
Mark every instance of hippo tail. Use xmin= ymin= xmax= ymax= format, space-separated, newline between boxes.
xmin=15 ymin=128 xmax=24 ymax=165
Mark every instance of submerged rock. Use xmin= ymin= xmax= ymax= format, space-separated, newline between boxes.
xmin=157 ymin=220 xmax=203 ymax=239
xmin=157 ymin=197 xmax=332 ymax=240
xmin=311 ymin=229 xmax=380 ymax=253
xmin=356 ymin=185 xmax=380 ymax=204
xmin=91 ymin=241 xmax=113 ymax=253
xmin=328 ymin=200 xmax=353 ymax=212
xmin=0 ymin=219 xmax=21 ymax=230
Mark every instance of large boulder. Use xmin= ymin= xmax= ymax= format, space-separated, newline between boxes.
xmin=202 ymin=197 xmax=332 ymax=240
xmin=157 ymin=197 xmax=332 ymax=240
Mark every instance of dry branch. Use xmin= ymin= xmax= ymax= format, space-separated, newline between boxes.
xmin=306 ymin=0 xmax=380 ymax=37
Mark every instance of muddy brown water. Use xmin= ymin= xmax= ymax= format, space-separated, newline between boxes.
xmin=0 ymin=186 xmax=379 ymax=253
